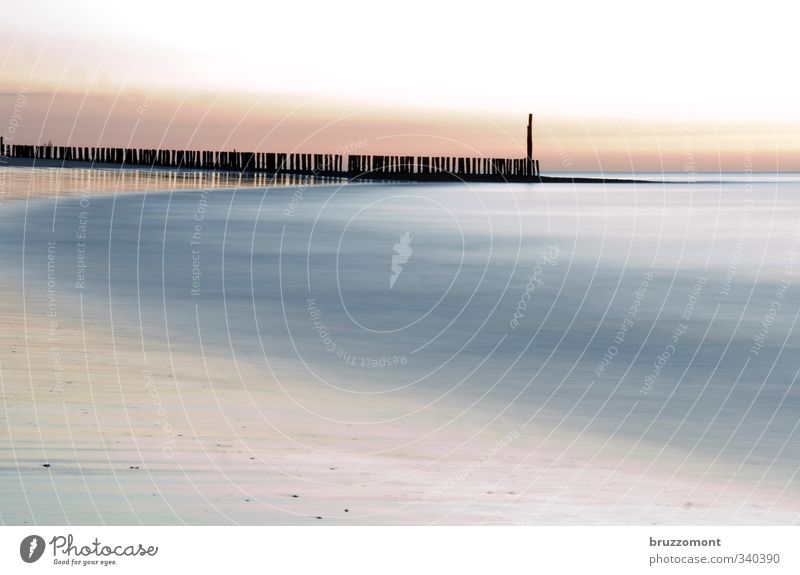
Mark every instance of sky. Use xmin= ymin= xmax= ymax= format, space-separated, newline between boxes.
xmin=1 ymin=0 xmax=798 ymax=172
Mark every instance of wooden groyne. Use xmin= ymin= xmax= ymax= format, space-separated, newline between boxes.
xmin=0 ymin=115 xmax=656 ymax=184
xmin=0 ymin=115 xmax=547 ymax=183
xmin=0 ymin=139 xmax=540 ymax=183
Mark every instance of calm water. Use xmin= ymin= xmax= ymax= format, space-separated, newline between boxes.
xmin=2 ymin=167 xmax=799 ymax=479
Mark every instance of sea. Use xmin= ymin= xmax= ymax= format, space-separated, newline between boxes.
xmin=1 ymin=167 xmax=799 ymax=485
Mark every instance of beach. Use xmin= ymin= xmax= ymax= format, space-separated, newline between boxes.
xmin=1 ymin=166 xmax=798 ymax=525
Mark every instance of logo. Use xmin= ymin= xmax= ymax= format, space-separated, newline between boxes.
xmin=20 ymin=535 xmax=46 ymax=563
xmin=390 ymin=232 xmax=413 ymax=289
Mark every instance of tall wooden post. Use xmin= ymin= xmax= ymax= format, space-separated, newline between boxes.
xmin=526 ymin=113 xmax=533 ymax=162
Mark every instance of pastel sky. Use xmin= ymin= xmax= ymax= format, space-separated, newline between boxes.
xmin=1 ymin=0 xmax=798 ymax=172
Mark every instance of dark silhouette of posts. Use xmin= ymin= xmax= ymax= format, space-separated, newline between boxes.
xmin=6 ymin=114 xmax=544 ymax=181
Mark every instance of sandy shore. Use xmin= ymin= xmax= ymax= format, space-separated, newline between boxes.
xmin=2 ymin=275 xmax=798 ymax=526
xmin=1 ymin=168 xmax=798 ymax=525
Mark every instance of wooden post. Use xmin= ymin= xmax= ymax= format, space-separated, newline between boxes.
xmin=526 ymin=113 xmax=533 ymax=162
xmin=243 ymin=152 xmax=255 ymax=171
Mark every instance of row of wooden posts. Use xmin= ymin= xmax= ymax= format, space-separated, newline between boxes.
xmin=0 ymin=137 xmax=541 ymax=181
